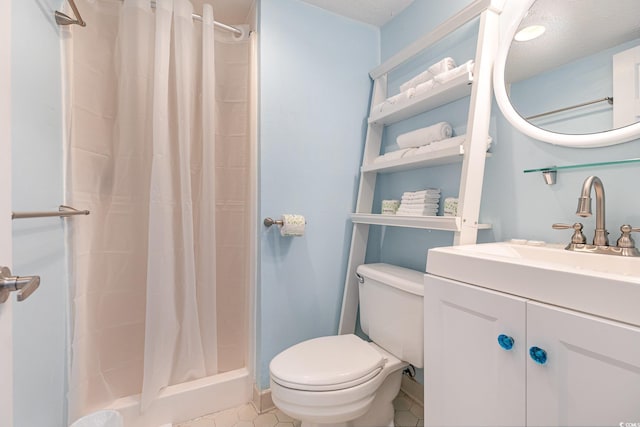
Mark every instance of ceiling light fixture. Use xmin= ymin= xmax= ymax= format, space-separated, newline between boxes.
xmin=514 ymin=25 xmax=546 ymax=42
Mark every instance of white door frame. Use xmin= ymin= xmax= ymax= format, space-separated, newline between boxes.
xmin=0 ymin=0 xmax=14 ymax=425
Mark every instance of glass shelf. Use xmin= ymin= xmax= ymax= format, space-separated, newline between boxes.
xmin=524 ymin=158 xmax=640 ymax=185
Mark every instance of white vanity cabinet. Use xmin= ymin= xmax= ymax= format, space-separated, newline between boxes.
xmin=425 ymin=274 xmax=640 ymax=427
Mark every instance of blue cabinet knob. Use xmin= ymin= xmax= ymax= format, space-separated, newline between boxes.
xmin=497 ymin=334 xmax=514 ymax=350
xmin=529 ymin=346 xmax=547 ymax=364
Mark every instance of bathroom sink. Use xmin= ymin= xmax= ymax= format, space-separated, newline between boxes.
xmin=427 ymin=241 xmax=640 ymax=326
xmin=452 ymin=241 xmax=640 ymax=276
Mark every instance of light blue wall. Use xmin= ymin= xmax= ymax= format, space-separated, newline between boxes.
xmin=257 ymin=0 xmax=379 ymax=390
xmin=11 ymin=1 xmax=67 ymax=426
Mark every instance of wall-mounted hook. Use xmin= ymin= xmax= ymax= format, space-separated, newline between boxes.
xmin=55 ymin=0 xmax=86 ymax=27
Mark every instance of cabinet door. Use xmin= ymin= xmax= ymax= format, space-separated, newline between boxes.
xmin=527 ymin=301 xmax=640 ymax=426
xmin=424 ymin=275 xmax=527 ymax=427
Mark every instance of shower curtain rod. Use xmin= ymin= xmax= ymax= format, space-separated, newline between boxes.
xmin=56 ymin=0 xmax=243 ymax=36
xmin=145 ymin=0 xmax=243 ymax=35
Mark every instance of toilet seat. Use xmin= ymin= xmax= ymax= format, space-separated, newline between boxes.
xmin=270 ymin=334 xmax=386 ymax=392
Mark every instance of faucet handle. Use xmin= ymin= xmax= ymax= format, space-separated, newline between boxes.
xmin=552 ymin=222 xmax=587 ymax=244
xmin=616 ymin=224 xmax=640 ymax=249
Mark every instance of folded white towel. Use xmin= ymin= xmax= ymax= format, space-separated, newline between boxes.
xmin=398 ymin=205 xmax=438 ymax=211
xmin=404 ymin=189 xmax=440 ymax=197
xmin=400 ymin=200 xmax=439 ymax=207
xmin=396 ymin=208 xmax=439 ymax=216
xmin=397 ymin=122 xmax=453 ymax=149
xmin=433 ymin=60 xmax=474 ymax=85
xmin=401 ymin=192 xmax=440 ymax=199
xmin=400 ymin=57 xmax=456 ymax=92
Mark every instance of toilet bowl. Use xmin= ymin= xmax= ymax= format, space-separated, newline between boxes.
xmin=270 ymin=334 xmax=406 ymax=427
xmin=269 ymin=263 xmax=424 ymax=427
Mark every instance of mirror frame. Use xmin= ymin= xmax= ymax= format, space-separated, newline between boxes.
xmin=493 ymin=0 xmax=640 ymax=148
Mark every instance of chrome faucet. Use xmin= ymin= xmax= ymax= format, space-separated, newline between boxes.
xmin=576 ymin=175 xmax=609 ymax=246
xmin=553 ymin=175 xmax=640 ymax=257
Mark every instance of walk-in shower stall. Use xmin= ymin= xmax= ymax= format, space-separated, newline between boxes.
xmin=62 ymin=0 xmax=256 ymax=424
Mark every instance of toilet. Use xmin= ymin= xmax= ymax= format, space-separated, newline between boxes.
xmin=269 ymin=263 xmax=424 ymax=427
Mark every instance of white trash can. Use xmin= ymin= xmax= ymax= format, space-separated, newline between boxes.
xmin=69 ymin=410 xmax=123 ymax=427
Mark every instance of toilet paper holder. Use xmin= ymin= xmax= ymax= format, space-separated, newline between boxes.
xmin=263 ymin=217 xmax=284 ymax=227
xmin=263 ymin=217 xmax=308 ymax=227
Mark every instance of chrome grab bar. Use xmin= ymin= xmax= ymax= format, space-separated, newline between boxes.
xmin=12 ymin=205 xmax=90 ymax=220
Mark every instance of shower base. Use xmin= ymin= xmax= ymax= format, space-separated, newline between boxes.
xmin=107 ymin=367 xmax=252 ymax=427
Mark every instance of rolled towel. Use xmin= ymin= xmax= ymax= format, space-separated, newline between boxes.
xmin=414 ymin=134 xmax=492 ymax=156
xmin=372 ymin=91 xmax=406 ymax=114
xmin=413 ymin=79 xmax=436 ymax=98
xmin=397 ymin=122 xmax=453 ymax=149
xmin=373 ymin=148 xmax=411 ymax=163
xmin=433 ymin=60 xmax=474 ymax=85
xmin=400 ymin=57 xmax=456 ymax=92
xmin=415 ymin=135 xmax=466 ymax=154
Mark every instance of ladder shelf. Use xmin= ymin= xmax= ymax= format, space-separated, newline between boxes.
xmin=363 ymin=145 xmax=493 ymax=174
xmin=350 ymin=213 xmax=492 ymax=232
xmin=338 ymin=0 xmax=503 ymax=335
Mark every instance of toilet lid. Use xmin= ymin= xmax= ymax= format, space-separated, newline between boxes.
xmin=269 ymin=334 xmax=386 ymax=392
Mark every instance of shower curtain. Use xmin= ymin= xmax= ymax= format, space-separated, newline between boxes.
xmin=64 ymin=0 xmax=251 ymax=419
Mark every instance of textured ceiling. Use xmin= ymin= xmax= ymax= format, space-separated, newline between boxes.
xmin=191 ymin=0 xmax=414 ymax=28
xmin=299 ymin=0 xmax=415 ymax=27
xmin=506 ymin=0 xmax=640 ymax=83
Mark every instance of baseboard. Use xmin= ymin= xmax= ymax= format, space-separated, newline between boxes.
xmin=251 ymin=385 xmax=275 ymax=414
xmin=400 ymin=375 xmax=424 ymax=405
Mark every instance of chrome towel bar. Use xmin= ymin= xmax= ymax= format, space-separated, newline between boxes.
xmin=12 ymin=205 xmax=90 ymax=220
xmin=525 ymin=97 xmax=613 ymax=121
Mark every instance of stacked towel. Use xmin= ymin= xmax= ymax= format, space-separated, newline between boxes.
xmin=397 ymin=122 xmax=453 ymax=149
xmin=400 ymin=57 xmax=456 ymax=92
xmin=396 ymin=189 xmax=441 ymax=216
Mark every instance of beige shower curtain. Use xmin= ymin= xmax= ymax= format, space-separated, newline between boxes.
xmin=64 ymin=0 xmax=251 ymax=419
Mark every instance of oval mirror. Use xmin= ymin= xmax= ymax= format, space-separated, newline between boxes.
xmin=494 ymin=0 xmax=640 ymax=147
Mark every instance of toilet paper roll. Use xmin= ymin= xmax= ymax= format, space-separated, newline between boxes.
xmin=381 ymin=199 xmax=400 ymax=215
xmin=443 ymin=197 xmax=458 ymax=216
xmin=280 ymin=214 xmax=305 ymax=237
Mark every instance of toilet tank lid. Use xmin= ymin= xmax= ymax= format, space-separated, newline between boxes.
xmin=269 ymin=334 xmax=385 ymax=388
xmin=357 ymin=263 xmax=424 ymax=296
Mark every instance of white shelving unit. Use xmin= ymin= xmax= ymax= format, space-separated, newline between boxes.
xmin=338 ymin=0 xmax=504 ymax=335
xmin=369 ymin=72 xmax=473 ymax=125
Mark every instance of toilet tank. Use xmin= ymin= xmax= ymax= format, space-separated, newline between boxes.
xmin=356 ymin=263 xmax=424 ymax=368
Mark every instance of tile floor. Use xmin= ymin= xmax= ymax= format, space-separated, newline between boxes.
xmin=174 ymin=390 xmax=424 ymax=427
